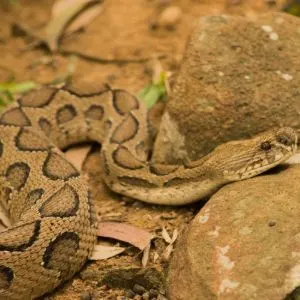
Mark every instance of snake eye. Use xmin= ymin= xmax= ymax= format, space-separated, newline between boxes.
xmin=276 ymin=135 xmax=291 ymax=146
xmin=260 ymin=141 xmax=272 ymax=151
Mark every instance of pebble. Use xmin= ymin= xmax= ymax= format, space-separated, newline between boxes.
xmin=133 ymin=284 xmax=147 ymax=295
xmin=149 ymin=288 xmax=159 ymax=298
xmin=158 ymin=6 xmax=182 ymax=28
xmin=126 ymin=289 xmax=136 ymax=298
xmin=142 ymin=292 xmax=150 ymax=300
xmin=80 ymin=291 xmax=91 ymax=300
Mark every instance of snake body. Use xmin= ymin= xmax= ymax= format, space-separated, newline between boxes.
xmin=0 ymin=84 xmax=297 ymax=299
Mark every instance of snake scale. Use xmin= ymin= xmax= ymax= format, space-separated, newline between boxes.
xmin=0 ymin=83 xmax=297 ymax=299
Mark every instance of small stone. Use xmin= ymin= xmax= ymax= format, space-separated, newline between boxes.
xmin=158 ymin=6 xmax=182 ymax=29
xmin=261 ymin=25 xmax=273 ymax=33
xmin=126 ymin=289 xmax=136 ymax=298
xmin=133 ymin=284 xmax=146 ymax=295
xmin=149 ymin=288 xmax=159 ymax=298
xmin=142 ymin=292 xmax=150 ymax=300
xmin=268 ymin=220 xmax=276 ymax=227
xmin=80 ymin=291 xmax=91 ymax=300
xmin=269 ymin=32 xmax=278 ymax=40
xmin=157 ymin=295 xmax=168 ymax=300
xmin=282 ymin=73 xmax=293 ymax=81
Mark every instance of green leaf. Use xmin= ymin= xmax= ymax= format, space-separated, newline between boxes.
xmin=0 ymin=81 xmax=38 ymax=94
xmin=137 ymin=69 xmax=169 ymax=109
xmin=137 ymin=83 xmax=167 ymax=109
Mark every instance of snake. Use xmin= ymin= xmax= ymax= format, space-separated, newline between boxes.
xmin=0 ymin=83 xmax=297 ymax=299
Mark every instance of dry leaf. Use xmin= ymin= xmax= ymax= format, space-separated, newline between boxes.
xmin=170 ymin=229 xmax=178 ymax=244
xmin=142 ymin=243 xmax=151 ymax=267
xmin=97 ymin=221 xmax=154 ymax=251
xmin=52 ymin=0 xmax=103 ymax=35
xmin=46 ymin=0 xmax=101 ymax=51
xmin=64 ymin=144 xmax=91 ymax=171
xmin=161 ymin=227 xmax=172 ymax=244
xmin=162 ymin=244 xmax=174 ymax=261
xmin=65 ymin=4 xmax=103 ymax=34
xmin=89 ymin=244 xmax=125 ymax=260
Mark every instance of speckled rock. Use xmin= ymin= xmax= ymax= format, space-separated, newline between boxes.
xmin=167 ymin=163 xmax=300 ymax=300
xmin=152 ymin=12 xmax=300 ymax=164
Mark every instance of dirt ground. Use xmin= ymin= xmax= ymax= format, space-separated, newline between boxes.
xmin=0 ymin=0 xmax=294 ymax=299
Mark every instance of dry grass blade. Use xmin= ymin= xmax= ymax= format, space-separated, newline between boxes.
xmin=142 ymin=243 xmax=151 ymax=267
xmin=64 ymin=144 xmax=92 ymax=171
xmin=97 ymin=221 xmax=154 ymax=251
xmin=89 ymin=244 xmax=125 ymax=260
xmin=46 ymin=0 xmax=101 ymax=51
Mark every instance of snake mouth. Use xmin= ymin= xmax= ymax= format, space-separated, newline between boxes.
xmin=239 ymin=142 xmax=297 ymax=180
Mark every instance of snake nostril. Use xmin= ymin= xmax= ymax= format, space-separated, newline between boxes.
xmin=276 ymin=135 xmax=292 ymax=146
xmin=260 ymin=141 xmax=272 ymax=151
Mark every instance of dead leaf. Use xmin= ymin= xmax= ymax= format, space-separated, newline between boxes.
xmin=161 ymin=227 xmax=172 ymax=244
xmin=52 ymin=0 xmax=103 ymax=35
xmin=97 ymin=221 xmax=154 ymax=251
xmin=89 ymin=244 xmax=125 ymax=260
xmin=142 ymin=243 xmax=151 ymax=267
xmin=65 ymin=144 xmax=91 ymax=171
xmin=162 ymin=244 xmax=174 ymax=261
xmin=170 ymin=229 xmax=178 ymax=244
xmin=46 ymin=0 xmax=101 ymax=51
xmin=161 ymin=227 xmax=178 ymax=245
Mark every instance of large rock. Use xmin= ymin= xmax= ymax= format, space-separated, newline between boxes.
xmin=152 ymin=13 xmax=300 ymax=164
xmin=167 ymin=163 xmax=300 ymax=300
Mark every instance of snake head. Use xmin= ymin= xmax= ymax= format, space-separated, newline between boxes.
xmin=211 ymin=127 xmax=298 ymax=181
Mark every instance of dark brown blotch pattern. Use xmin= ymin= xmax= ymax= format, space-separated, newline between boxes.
xmin=0 ymin=265 xmax=14 ymax=289
xmin=113 ymin=90 xmax=139 ymax=115
xmin=24 ymin=189 xmax=44 ymax=212
xmin=0 ymin=107 xmax=31 ymax=127
xmin=56 ymin=105 xmax=77 ymax=125
xmin=87 ymin=190 xmax=97 ymax=227
xmin=110 ymin=114 xmax=139 ymax=144
xmin=113 ymin=146 xmax=144 ymax=170
xmin=43 ymin=151 xmax=79 ymax=180
xmin=84 ymin=105 xmax=104 ymax=120
xmin=118 ymin=176 xmax=157 ymax=188
xmin=15 ymin=128 xmax=51 ymax=151
xmin=0 ymin=141 xmax=3 ymax=157
xmin=164 ymin=177 xmax=189 ymax=187
xmin=0 ymin=221 xmax=40 ymax=252
xmin=39 ymin=184 xmax=79 ymax=218
xmin=149 ymin=164 xmax=179 ymax=176
xmin=18 ymin=88 xmax=57 ymax=108
xmin=42 ymin=232 xmax=80 ymax=279
xmin=101 ymin=151 xmax=110 ymax=176
xmin=39 ymin=118 xmax=52 ymax=136
xmin=6 ymin=162 xmax=30 ymax=190
xmin=63 ymin=83 xmax=109 ymax=97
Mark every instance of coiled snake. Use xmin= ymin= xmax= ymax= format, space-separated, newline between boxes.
xmin=0 ymin=84 xmax=297 ymax=299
